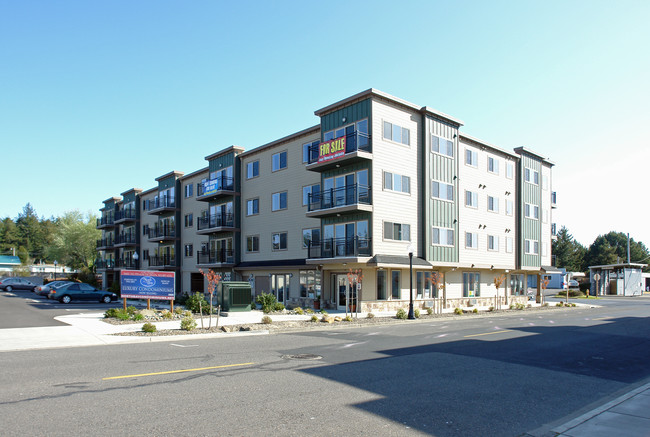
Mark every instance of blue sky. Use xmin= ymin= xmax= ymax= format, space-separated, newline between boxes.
xmin=1 ymin=0 xmax=649 ymax=249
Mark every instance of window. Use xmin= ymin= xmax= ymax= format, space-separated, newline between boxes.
xmin=506 ymin=162 xmax=514 ymax=179
xmin=525 ymin=167 xmax=539 ymax=185
xmin=143 ymin=224 xmax=149 ymax=236
xmin=246 ymin=235 xmax=259 ymax=253
xmin=184 ymin=244 xmax=193 ymax=257
xmin=465 ymin=190 xmax=478 ymax=208
xmin=506 ymin=199 xmax=514 ymax=216
xmin=384 ymin=172 xmax=410 ymax=194
xmin=247 ymin=161 xmax=259 ymax=179
xmin=184 ymin=213 xmax=193 ymax=228
xmin=525 ymin=239 xmax=539 ymax=255
xmin=463 ymin=272 xmax=480 ymax=297
xmin=417 ymin=271 xmax=437 ymax=298
xmin=431 ymin=135 xmax=454 ymax=157
xmin=432 ymin=227 xmax=454 ymax=246
xmin=465 ymin=232 xmax=478 ymax=249
xmin=384 ymin=222 xmax=411 ymax=241
xmin=488 ymin=156 xmax=499 ymax=174
xmin=272 ymin=232 xmax=288 ymax=251
xmin=272 ymin=151 xmax=287 ymax=172
xmin=299 ymin=270 xmax=321 ymax=298
xmin=272 ymin=192 xmax=287 ymax=211
xmin=525 ymin=203 xmax=539 ymax=219
xmin=391 ymin=270 xmax=400 ymax=299
xmin=506 ymin=237 xmax=513 ymax=253
xmin=465 ymin=149 xmax=478 ymax=167
xmin=432 ymin=181 xmax=454 ymax=201
xmin=488 ymin=235 xmax=499 ymax=251
xmin=184 ymin=184 xmax=193 ymax=198
xmin=377 ymin=270 xmax=387 ymax=300
xmin=383 ymin=121 xmax=410 ymax=146
xmin=510 ymin=274 xmax=524 ymax=296
xmin=302 ymin=228 xmax=320 ymax=248
xmin=246 ymin=198 xmax=259 ymax=216
xmin=302 ymin=141 xmax=320 ymax=163
xmin=488 ymin=196 xmax=499 ymax=213
xmin=303 ymin=184 xmax=320 ymax=206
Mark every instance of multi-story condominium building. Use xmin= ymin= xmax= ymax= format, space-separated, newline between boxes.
xmin=97 ymin=89 xmax=556 ymax=311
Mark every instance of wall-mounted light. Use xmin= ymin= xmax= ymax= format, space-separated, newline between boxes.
xmin=453 ymin=219 xmax=458 ymax=224
xmin=490 ymin=265 xmax=494 ymax=270
xmin=471 ymin=264 xmax=475 ymax=268
xmin=342 ymin=117 xmax=347 ymax=123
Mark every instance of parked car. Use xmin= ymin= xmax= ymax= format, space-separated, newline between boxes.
xmin=48 ymin=282 xmax=118 ymax=304
xmin=35 ymin=280 xmax=72 ymax=297
xmin=0 ymin=277 xmax=38 ymax=292
xmin=568 ymin=279 xmax=579 ymax=289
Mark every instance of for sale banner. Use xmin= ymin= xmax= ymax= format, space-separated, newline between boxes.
xmin=318 ymin=137 xmax=346 ymax=163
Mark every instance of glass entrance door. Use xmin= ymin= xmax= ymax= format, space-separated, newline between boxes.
xmin=335 ymin=274 xmax=357 ymax=311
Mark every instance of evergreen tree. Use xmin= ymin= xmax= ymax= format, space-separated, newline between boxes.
xmin=551 ymin=226 xmax=586 ymax=272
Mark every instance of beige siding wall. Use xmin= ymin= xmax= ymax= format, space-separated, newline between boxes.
xmin=371 ymin=99 xmax=421 ymax=256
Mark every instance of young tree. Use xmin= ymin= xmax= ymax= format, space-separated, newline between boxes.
xmin=427 ymin=272 xmax=445 ymax=313
xmin=493 ymin=274 xmax=506 ymax=309
xmin=199 ymin=268 xmax=221 ymax=328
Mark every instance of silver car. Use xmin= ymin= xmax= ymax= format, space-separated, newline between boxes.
xmin=0 ymin=277 xmax=37 ymax=292
xmin=35 ymin=280 xmax=71 ymax=297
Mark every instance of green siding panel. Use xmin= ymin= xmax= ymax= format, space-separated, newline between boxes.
xmin=519 ymin=153 xmax=543 ymax=268
xmin=320 ymin=99 xmax=371 ymax=137
xmin=208 ymin=153 xmax=235 ymax=173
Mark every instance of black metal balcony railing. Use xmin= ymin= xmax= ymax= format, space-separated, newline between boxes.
xmin=96 ymin=216 xmax=115 ymax=227
xmin=308 ymin=237 xmax=371 ymax=259
xmin=196 ymin=249 xmax=234 ymax=265
xmin=95 ymin=259 xmax=115 ymax=270
xmin=96 ymin=238 xmax=115 ymax=248
xmin=116 ymin=232 xmax=137 ymax=245
xmin=148 ymin=197 xmax=176 ymax=211
xmin=197 ymin=213 xmax=235 ymax=231
xmin=148 ymin=225 xmax=176 ymax=239
xmin=115 ymin=258 xmax=136 ymax=269
xmin=307 ymin=131 xmax=371 ymax=165
xmin=115 ymin=208 xmax=137 ymax=221
xmin=148 ymin=255 xmax=176 ymax=267
xmin=308 ymin=184 xmax=371 ymax=212
xmin=197 ymin=175 xmax=234 ymax=197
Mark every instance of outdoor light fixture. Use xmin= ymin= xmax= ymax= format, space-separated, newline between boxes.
xmin=407 ymin=243 xmax=415 ymax=320
xmin=342 ymin=117 xmax=347 ymax=123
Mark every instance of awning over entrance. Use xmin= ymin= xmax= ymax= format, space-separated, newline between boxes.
xmin=366 ymin=254 xmax=433 ymax=269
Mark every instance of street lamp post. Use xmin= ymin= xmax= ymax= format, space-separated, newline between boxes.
xmin=53 ymin=260 xmax=58 ymax=281
xmin=407 ymin=243 xmax=415 ymax=319
xmin=132 ymin=252 xmax=139 ymax=270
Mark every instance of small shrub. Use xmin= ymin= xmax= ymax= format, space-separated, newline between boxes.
xmin=366 ymin=312 xmax=375 ymax=319
xmin=509 ymin=304 xmax=515 ymax=309
xmin=180 ymin=316 xmax=197 ymax=331
xmin=472 ymin=308 xmax=478 ymax=314
xmin=133 ymin=313 xmax=144 ymax=321
xmin=256 ymin=292 xmax=278 ymax=313
xmin=294 ymin=307 xmax=304 ymax=315
xmin=516 ymin=303 xmax=525 ymax=310
xmin=488 ymin=306 xmax=495 ymax=312
xmin=344 ymin=315 xmax=353 ymax=322
xmin=273 ymin=302 xmax=285 ymax=312
xmin=116 ymin=310 xmax=130 ymax=321
xmin=142 ymin=322 xmax=156 ymax=333
xmin=414 ymin=308 xmax=421 ymax=318
xmin=261 ymin=315 xmax=272 ymax=324
xmin=174 ymin=306 xmax=184 ymax=314
xmin=306 ymin=308 xmax=314 ymax=314
xmin=571 ymin=303 xmax=577 ymax=307
xmin=161 ymin=311 xmax=173 ymax=320
xmin=185 ymin=292 xmax=211 ymax=314
xmin=454 ymin=307 xmax=463 ymax=315
xmin=183 ymin=310 xmax=192 ymax=317
xmin=427 ymin=307 xmax=433 ymax=315
xmin=104 ymin=308 xmax=120 ymax=318
xmin=310 ymin=315 xmax=318 ymax=322
xmin=320 ymin=309 xmax=328 ymax=315
xmin=542 ymin=302 xmax=549 ymax=307
xmin=126 ymin=306 xmax=137 ymax=316
xmin=556 ymin=301 xmax=564 ymax=307
xmin=396 ymin=308 xmax=407 ymax=319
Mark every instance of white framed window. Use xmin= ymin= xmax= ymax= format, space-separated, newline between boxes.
xmin=383 ymin=121 xmax=410 ymax=146
xmin=506 ymin=199 xmax=514 ymax=216
xmin=246 ymin=198 xmax=259 ymax=216
xmin=525 ymin=167 xmax=539 ymax=185
xmin=303 ymin=184 xmax=320 ymax=206
xmin=488 ymin=235 xmax=499 ymax=251
xmin=272 ymin=192 xmax=287 ymax=211
xmin=525 ymin=239 xmax=539 ymax=255
xmin=488 ymin=156 xmax=499 ymax=174
xmin=431 ymin=135 xmax=454 ymax=157
xmin=525 ymin=203 xmax=539 ymax=220
xmin=384 ymin=171 xmax=410 ymax=194
xmin=465 ymin=149 xmax=478 ymax=167
xmin=465 ymin=232 xmax=478 ymax=249
xmin=302 ymin=228 xmax=321 ymax=249
xmin=184 ymin=244 xmax=193 ymax=257
xmin=272 ymin=151 xmax=287 ymax=172
xmin=506 ymin=162 xmax=514 ymax=179
xmin=488 ymin=196 xmax=499 ymax=213
xmin=272 ymin=232 xmax=288 ymax=251
xmin=432 ymin=180 xmax=454 ymax=201
xmin=184 ymin=184 xmax=193 ymax=198
xmin=465 ymin=190 xmax=478 ymax=208
xmin=247 ymin=160 xmax=259 ymax=179
xmin=384 ymin=222 xmax=411 ymax=241
xmin=432 ymin=227 xmax=454 ymax=246
xmin=463 ymin=272 xmax=480 ymax=297
xmin=246 ymin=235 xmax=260 ymax=253
xmin=506 ymin=237 xmax=513 ymax=253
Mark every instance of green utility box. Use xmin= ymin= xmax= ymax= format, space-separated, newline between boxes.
xmin=219 ymin=281 xmax=252 ymax=312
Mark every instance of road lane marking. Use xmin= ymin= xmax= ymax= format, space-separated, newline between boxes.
xmin=464 ymin=330 xmax=512 ymax=338
xmin=103 ymin=362 xmax=254 ymax=380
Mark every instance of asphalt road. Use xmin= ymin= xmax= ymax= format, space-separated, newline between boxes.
xmin=1 ymin=296 xmax=649 ymax=436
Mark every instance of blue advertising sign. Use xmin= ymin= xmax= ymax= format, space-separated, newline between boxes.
xmin=202 ymin=179 xmax=220 ymax=197
xmin=120 ymin=270 xmax=175 ymax=300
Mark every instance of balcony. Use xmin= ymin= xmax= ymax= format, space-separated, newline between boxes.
xmin=306 ymin=131 xmax=372 ymax=172
xmin=147 ymin=225 xmax=177 ymax=242
xmin=196 ymin=175 xmax=235 ymax=201
xmin=95 ymin=259 xmax=115 ymax=270
xmin=147 ymin=197 xmax=177 ymax=215
xmin=196 ymin=213 xmax=236 ymax=235
xmin=115 ymin=208 xmax=137 ymax=224
xmin=551 ymin=223 xmax=557 ymax=240
xmin=115 ymin=258 xmax=137 ymax=269
xmin=196 ymin=249 xmax=235 ymax=267
xmin=551 ymin=191 xmax=557 ymax=209
xmin=96 ymin=238 xmax=115 ymax=249
xmin=148 ymin=255 xmax=176 ymax=268
xmin=306 ymin=184 xmax=372 ymax=218
xmin=115 ymin=232 xmax=137 ymax=247
xmin=96 ymin=217 xmax=115 ymax=229
xmin=307 ymin=237 xmax=371 ymax=259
